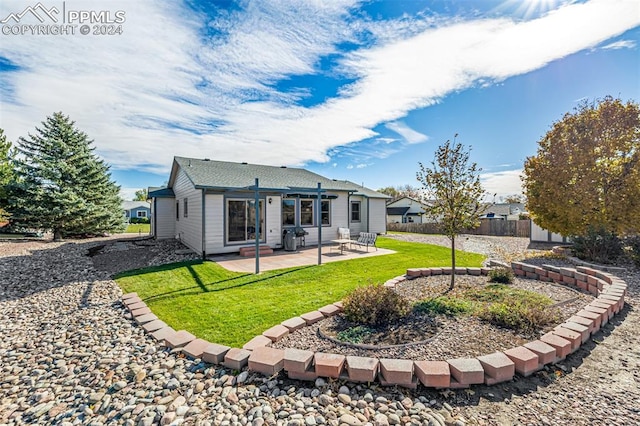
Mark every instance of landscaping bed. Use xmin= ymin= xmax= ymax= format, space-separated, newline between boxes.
xmin=273 ymin=274 xmax=594 ymax=360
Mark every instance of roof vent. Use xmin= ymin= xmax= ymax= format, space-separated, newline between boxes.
xmin=241 ymin=162 xmax=248 ymax=165
xmin=203 ymin=158 xmax=210 ymax=161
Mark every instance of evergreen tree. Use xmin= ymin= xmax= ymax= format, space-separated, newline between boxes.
xmin=9 ymin=112 xmax=125 ymax=240
xmin=0 ymin=129 xmax=14 ymax=221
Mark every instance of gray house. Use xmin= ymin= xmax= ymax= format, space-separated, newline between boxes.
xmin=386 ymin=197 xmax=430 ymax=223
xmin=149 ymin=157 xmax=390 ymax=256
xmin=122 ymin=201 xmax=151 ymax=222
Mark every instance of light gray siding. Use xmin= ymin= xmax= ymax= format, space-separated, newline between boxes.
xmin=367 ymin=198 xmax=387 ymax=234
xmin=153 ymin=198 xmax=175 ymax=239
xmin=173 ymin=168 xmax=203 ymax=255
xmin=204 ymin=193 xmax=224 ymax=254
xmin=349 ymin=195 xmax=366 ymax=235
xmin=530 ymin=221 xmax=567 ymax=243
xmin=265 ymin=195 xmax=282 ymax=248
xmin=204 ymin=194 xmax=284 ymax=255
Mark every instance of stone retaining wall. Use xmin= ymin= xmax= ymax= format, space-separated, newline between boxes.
xmin=121 ymin=262 xmax=627 ymax=389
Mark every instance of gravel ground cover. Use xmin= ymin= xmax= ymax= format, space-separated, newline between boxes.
xmin=0 ymin=234 xmax=638 ymax=426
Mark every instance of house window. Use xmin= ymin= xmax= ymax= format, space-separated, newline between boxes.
xmin=300 ymin=199 xmax=314 ymax=226
xmin=282 ymin=199 xmax=295 ymax=226
xmin=184 ymin=198 xmax=188 ymax=218
xmin=227 ymin=199 xmax=265 ymax=243
xmin=351 ymin=201 xmax=361 ymax=222
xmin=321 ymin=200 xmax=331 ymax=226
xmin=137 ymin=210 xmax=147 ymax=218
xmin=176 ymin=201 xmax=179 ymax=221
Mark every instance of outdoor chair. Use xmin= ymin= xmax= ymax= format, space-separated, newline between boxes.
xmin=352 ymin=232 xmax=377 ymax=251
xmin=337 ymin=227 xmax=351 ymax=240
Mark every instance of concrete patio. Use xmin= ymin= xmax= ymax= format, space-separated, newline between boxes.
xmin=211 ymin=243 xmax=395 ymax=272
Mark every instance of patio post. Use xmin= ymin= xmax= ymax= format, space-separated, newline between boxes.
xmin=254 ymin=178 xmax=260 ymax=274
xmin=317 ymin=182 xmax=322 ymax=265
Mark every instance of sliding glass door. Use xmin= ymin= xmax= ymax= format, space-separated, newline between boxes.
xmin=227 ymin=199 xmax=264 ymax=243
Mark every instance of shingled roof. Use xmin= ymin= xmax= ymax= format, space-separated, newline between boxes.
xmin=170 ymin=157 xmax=389 ymax=198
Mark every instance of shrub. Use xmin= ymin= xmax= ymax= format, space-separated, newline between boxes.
xmin=571 ymin=226 xmax=623 ymax=264
xmin=336 ymin=325 xmax=373 ymax=344
xmin=487 ymin=267 xmax=514 ymax=284
xmin=471 ymin=286 xmax=561 ymax=335
xmin=477 ymin=301 xmax=561 ymax=335
xmin=343 ymin=283 xmax=410 ymax=326
xmin=414 ymin=296 xmax=473 ymax=316
xmin=129 ymin=217 xmax=150 ymax=224
xmin=624 ymin=235 xmax=640 ymax=267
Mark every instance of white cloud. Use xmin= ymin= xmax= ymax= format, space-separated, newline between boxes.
xmin=480 ymin=169 xmax=524 ymax=197
xmin=119 ymin=187 xmax=141 ymax=202
xmin=385 ymin=121 xmax=429 ymax=144
xmin=600 ymin=39 xmax=636 ymax=50
xmin=0 ymin=0 xmax=638 ymax=177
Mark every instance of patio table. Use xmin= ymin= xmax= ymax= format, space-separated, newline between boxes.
xmin=331 ymin=238 xmax=353 ymax=254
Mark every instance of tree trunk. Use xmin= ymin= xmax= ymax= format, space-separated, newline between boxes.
xmin=450 ymin=234 xmax=456 ymax=291
xmin=53 ymin=229 xmax=64 ymax=241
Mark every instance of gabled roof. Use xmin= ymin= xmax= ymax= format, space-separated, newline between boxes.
xmin=386 ymin=196 xmax=430 ymax=207
xmin=122 ymin=201 xmax=151 ymax=211
xmin=148 ymin=187 xmax=175 ymax=198
xmin=387 ymin=207 xmax=410 ymax=215
xmin=169 ymin=157 xmax=389 ymax=198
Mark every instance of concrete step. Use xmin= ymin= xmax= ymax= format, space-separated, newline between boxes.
xmin=239 ymin=246 xmax=274 ymax=257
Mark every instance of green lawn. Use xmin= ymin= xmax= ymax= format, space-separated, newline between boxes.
xmin=125 ymin=224 xmax=151 ymax=234
xmin=116 ymin=236 xmax=485 ymax=347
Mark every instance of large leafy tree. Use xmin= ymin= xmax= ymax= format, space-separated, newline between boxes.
xmin=523 ymin=96 xmax=640 ymax=237
xmin=417 ymin=136 xmax=485 ymax=290
xmin=0 ymin=129 xmax=14 ymax=221
xmin=9 ymin=112 xmax=125 ymax=240
xmin=378 ymin=184 xmax=422 ymax=201
xmin=133 ymin=188 xmax=148 ymax=201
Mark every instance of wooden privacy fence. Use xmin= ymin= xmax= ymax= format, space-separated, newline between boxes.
xmin=388 ymin=219 xmax=531 ymax=238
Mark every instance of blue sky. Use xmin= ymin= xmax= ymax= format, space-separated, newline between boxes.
xmin=0 ymin=0 xmax=638 ymax=201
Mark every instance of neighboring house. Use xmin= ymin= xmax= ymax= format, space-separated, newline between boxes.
xmin=386 ymin=197 xmax=430 ymax=223
xmin=122 ymin=201 xmax=151 ymax=222
xmin=148 ymin=157 xmax=390 ymax=256
xmin=480 ymin=203 xmax=526 ymax=220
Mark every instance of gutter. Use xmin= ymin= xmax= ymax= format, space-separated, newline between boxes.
xmin=201 ymin=189 xmax=206 ymax=260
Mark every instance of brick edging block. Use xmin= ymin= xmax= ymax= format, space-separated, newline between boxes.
xmin=120 ymin=264 xmax=628 ymax=389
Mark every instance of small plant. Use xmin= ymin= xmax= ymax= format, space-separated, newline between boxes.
xmin=487 ymin=267 xmax=514 ymax=284
xmin=476 ymin=301 xmax=561 ymax=335
xmin=414 ymin=296 xmax=473 ymax=316
xmin=343 ymin=283 xmax=410 ymax=326
xmin=469 ymin=285 xmax=561 ymax=335
xmin=336 ymin=325 xmax=373 ymax=344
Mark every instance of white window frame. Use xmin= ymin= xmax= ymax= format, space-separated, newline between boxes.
xmin=136 ymin=210 xmax=147 ymax=218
